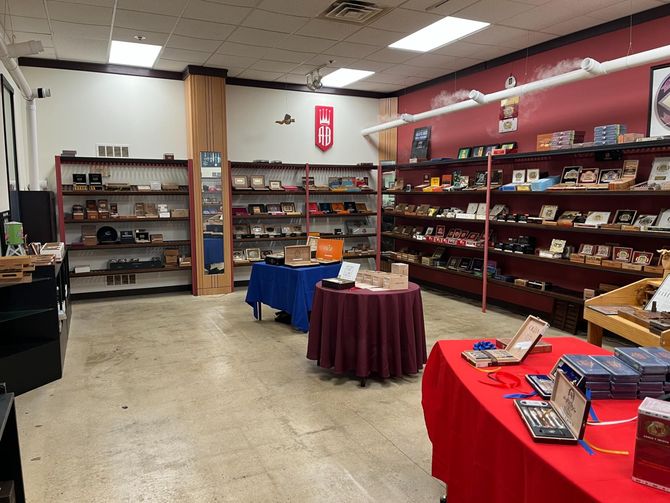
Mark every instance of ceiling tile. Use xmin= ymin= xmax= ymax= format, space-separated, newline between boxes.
xmin=264 ymin=48 xmax=316 ymax=63
xmin=366 ymin=73 xmax=412 ymax=85
xmin=242 ymin=9 xmax=308 ymax=33
xmin=456 ymin=0 xmax=533 ymax=23
xmin=224 ymin=66 xmax=247 ymax=77
xmin=47 ymin=1 xmax=113 ymax=24
xmin=296 ymin=19 xmax=360 ymax=41
xmin=345 ymin=27 xmax=403 ymax=46
xmin=302 ymin=54 xmax=358 ymax=68
xmin=274 ymin=35 xmax=335 ymax=53
xmin=276 ymin=73 xmax=309 ymax=84
xmin=116 ymin=0 xmax=188 ymax=16
xmin=52 ymin=21 xmax=109 ymax=40
xmin=404 ymin=52 xmax=456 ymax=69
xmin=466 ymin=25 xmax=533 ymax=48
xmin=153 ymin=58 xmax=189 ymax=71
xmin=435 ymin=40 xmax=493 ymax=58
xmin=251 ymin=60 xmax=301 ymax=72
xmin=256 ymin=0 xmax=334 ymax=17
xmin=114 ymin=9 xmax=178 ymax=33
xmin=4 ymin=16 xmax=51 ymax=34
xmin=182 ymin=0 xmax=251 ymax=24
xmin=47 ymin=0 xmax=116 ymax=6
xmin=326 ymin=41 xmax=379 ymax=58
xmin=346 ymin=60 xmax=394 ymax=72
xmin=10 ymin=31 xmax=55 ymax=48
xmin=500 ymin=2 xmax=593 ymax=31
xmin=238 ymin=69 xmax=284 ymax=80
xmin=54 ymin=37 xmax=108 ymax=62
xmin=217 ymin=42 xmax=269 ymax=59
xmin=160 ymin=47 xmax=210 ymax=64
xmin=400 ymin=0 xmax=480 ymax=15
xmin=205 ymin=53 xmax=256 ymax=69
xmin=112 ymin=27 xmax=170 ymax=46
xmin=0 ymin=0 xmax=46 ymax=17
xmin=369 ymin=8 xmax=442 ymax=32
xmin=166 ymin=35 xmax=223 ymax=52
xmin=587 ymin=0 xmax=661 ymax=21
xmin=540 ymin=14 xmax=606 ymax=36
xmin=349 ymin=81 xmax=400 ymax=92
xmin=31 ymin=47 xmax=57 ymax=59
xmin=366 ymin=47 xmax=416 ymax=64
xmin=174 ymin=18 xmax=236 ymax=40
xmin=381 ymin=64 xmax=446 ymax=78
xmin=227 ymin=27 xmax=288 ymax=47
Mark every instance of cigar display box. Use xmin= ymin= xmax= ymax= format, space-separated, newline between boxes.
xmin=515 ymin=370 xmax=590 ymax=443
xmin=551 ymin=354 xmax=612 ymax=395
xmin=633 ymin=398 xmax=670 ymax=492
xmin=284 ymin=245 xmax=318 ymax=267
xmin=496 ymin=338 xmax=553 ymax=353
xmin=265 ymin=253 xmax=285 ymax=265
xmin=322 ymin=277 xmax=355 ymax=290
xmin=462 ymin=315 xmax=549 ymax=367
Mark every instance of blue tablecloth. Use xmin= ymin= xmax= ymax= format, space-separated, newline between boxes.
xmin=245 ymin=262 xmax=341 ymax=332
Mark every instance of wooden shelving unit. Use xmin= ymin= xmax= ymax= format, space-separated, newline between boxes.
xmin=384 ymin=139 xmax=670 ymax=323
xmin=55 ymin=155 xmax=194 ymax=298
xmin=70 ymin=265 xmax=192 ymax=278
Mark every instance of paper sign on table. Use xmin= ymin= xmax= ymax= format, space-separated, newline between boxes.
xmin=338 ymin=261 xmax=360 ymax=281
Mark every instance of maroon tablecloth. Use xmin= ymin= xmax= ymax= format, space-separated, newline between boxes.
xmin=306 ymin=282 xmax=427 ymax=378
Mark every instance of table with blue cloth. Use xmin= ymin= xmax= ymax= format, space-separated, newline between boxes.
xmin=245 ymin=262 xmax=341 ymax=332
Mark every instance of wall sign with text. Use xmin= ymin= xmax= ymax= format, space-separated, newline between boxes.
xmin=315 ymin=105 xmax=334 ymax=152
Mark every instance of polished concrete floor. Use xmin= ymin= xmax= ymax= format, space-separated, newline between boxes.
xmin=16 ymin=287 xmax=594 ymax=502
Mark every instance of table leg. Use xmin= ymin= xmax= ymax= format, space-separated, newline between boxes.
xmin=587 ymin=322 xmax=604 ymax=347
xmin=257 ymin=302 xmax=262 ymax=321
xmin=360 ymin=377 xmax=367 ymax=388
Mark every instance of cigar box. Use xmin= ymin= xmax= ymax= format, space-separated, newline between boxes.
xmin=382 ymin=273 xmax=408 ymax=290
xmin=609 ymin=178 xmax=635 ymax=191
xmin=585 ymin=255 xmax=602 ymax=266
xmin=645 ymin=265 xmax=664 ymax=275
xmin=171 ymin=209 xmax=189 ymax=218
xmin=515 ymin=370 xmax=590 ymax=443
xmin=164 ymin=249 xmax=179 ymax=265
xmin=569 ymin=253 xmax=586 ymax=263
xmin=615 ymin=347 xmax=667 ymax=374
xmin=496 ymin=338 xmax=552 ymax=354
xmin=622 ymin=262 xmax=643 ymax=271
xmin=462 ymin=315 xmax=549 ymax=367
xmin=265 ymin=254 xmax=285 ymax=265
xmin=391 ymin=263 xmax=409 ymax=276
xmin=633 ymin=398 xmax=670 ymax=492
xmin=514 ymin=278 xmax=528 ymax=287
xmin=552 ymin=354 xmax=612 ymax=394
xmin=322 ymin=277 xmax=355 ymax=290
xmin=602 ymin=259 xmax=623 ymax=269
xmin=284 ymin=245 xmax=318 ymax=267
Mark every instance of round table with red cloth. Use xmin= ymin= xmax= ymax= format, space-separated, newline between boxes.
xmin=422 ymin=337 xmax=668 ymax=503
xmin=306 ymin=282 xmax=427 ymax=378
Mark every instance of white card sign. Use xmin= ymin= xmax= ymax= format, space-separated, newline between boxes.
xmin=338 ymin=261 xmax=360 ymax=281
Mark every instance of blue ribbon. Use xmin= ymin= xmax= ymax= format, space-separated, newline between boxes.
xmin=579 ymin=440 xmax=595 ymax=456
xmin=474 ymin=341 xmax=496 ymax=351
xmin=585 ymin=389 xmax=600 ymax=423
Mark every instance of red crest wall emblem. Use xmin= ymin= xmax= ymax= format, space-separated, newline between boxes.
xmin=315 ymin=105 xmax=333 ymax=151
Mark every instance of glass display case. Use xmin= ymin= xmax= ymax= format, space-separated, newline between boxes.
xmin=200 ymin=151 xmax=225 ymax=275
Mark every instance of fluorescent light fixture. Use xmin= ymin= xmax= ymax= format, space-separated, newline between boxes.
xmin=321 ymin=68 xmax=374 ymax=88
xmin=109 ymin=40 xmax=161 ymax=67
xmin=389 ymin=16 xmax=490 ymax=52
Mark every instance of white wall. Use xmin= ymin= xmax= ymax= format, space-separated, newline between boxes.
xmin=0 ymin=61 xmax=27 ymax=207
xmin=226 ymin=85 xmax=378 ymax=164
xmin=21 ymin=67 xmax=188 ymax=188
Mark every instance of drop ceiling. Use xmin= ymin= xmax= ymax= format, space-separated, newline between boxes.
xmin=1 ymin=0 xmax=668 ymax=92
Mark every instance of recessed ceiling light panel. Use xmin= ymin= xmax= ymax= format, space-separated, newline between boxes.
xmin=389 ymin=16 xmax=490 ymax=52
xmin=109 ymin=40 xmax=161 ymax=68
xmin=320 ymin=68 xmax=374 ymax=88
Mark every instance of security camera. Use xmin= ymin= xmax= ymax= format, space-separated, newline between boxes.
xmin=32 ymin=88 xmax=51 ymax=98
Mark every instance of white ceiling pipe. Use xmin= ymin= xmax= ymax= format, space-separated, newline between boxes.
xmin=361 ymin=44 xmax=670 ymax=136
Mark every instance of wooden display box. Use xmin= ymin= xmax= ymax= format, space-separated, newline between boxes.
xmin=602 ymin=259 xmax=623 ymax=269
xmin=584 ymin=277 xmax=667 ymax=348
xmin=284 ymin=245 xmax=317 ymax=267
xmin=585 ymin=256 xmax=602 ymax=266
xmin=569 ymin=253 xmax=586 ymax=263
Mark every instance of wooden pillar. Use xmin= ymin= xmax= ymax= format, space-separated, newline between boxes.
xmin=184 ymin=70 xmax=233 ymax=295
xmin=378 ymin=97 xmax=398 ymax=163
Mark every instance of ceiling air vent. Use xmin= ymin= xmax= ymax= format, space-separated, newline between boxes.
xmin=320 ymin=1 xmax=387 ymax=25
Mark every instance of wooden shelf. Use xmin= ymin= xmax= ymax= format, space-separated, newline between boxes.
xmin=62 ymin=190 xmax=189 ymax=196
xmin=70 ymin=265 xmax=191 ymax=278
xmin=233 ymin=253 xmax=376 ymax=267
xmin=382 ymin=232 xmax=484 ymax=252
xmin=58 ymin=156 xmax=188 ymax=166
xmin=310 ymin=212 xmax=377 ymax=218
xmin=487 ymin=249 xmax=660 ymax=278
xmin=384 ymin=190 xmax=485 ymax=196
xmin=232 ymin=190 xmax=377 ymax=195
xmin=64 ymin=217 xmax=189 ymax=223
xmin=233 ymin=214 xmax=306 ymax=220
xmin=67 ymin=240 xmax=190 ymax=250
xmin=381 ymin=256 xmax=584 ymax=304
xmin=384 ymin=211 xmax=481 ymax=224
xmin=233 ymin=233 xmax=376 ymax=243
xmin=492 ymin=190 xmax=670 ymax=197
xmin=230 ymin=161 xmax=377 ymax=170
xmin=390 ymin=138 xmax=670 ymax=170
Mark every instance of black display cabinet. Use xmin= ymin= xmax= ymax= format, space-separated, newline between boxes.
xmin=0 ymin=254 xmax=71 ymax=395
xmin=11 ymin=191 xmax=58 ymax=243
xmin=0 ymin=393 xmax=25 ymax=503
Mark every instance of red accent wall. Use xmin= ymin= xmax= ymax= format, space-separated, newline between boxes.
xmin=397 ymin=17 xmax=670 ymax=162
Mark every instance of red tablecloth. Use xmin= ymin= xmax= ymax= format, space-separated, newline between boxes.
xmin=307 ymin=282 xmax=427 ymax=378
xmin=422 ymin=337 xmax=668 ymax=503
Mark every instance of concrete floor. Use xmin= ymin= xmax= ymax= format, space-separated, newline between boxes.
xmin=16 ymin=287 xmax=593 ymax=502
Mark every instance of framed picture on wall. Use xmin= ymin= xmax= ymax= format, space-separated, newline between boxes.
xmin=648 ymin=63 xmax=670 ymax=136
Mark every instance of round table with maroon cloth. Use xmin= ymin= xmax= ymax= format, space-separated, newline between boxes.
xmin=306 ymin=282 xmax=427 ymax=379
